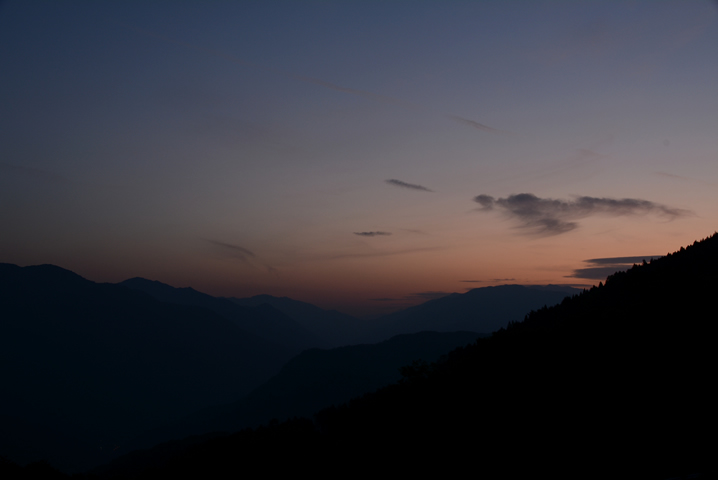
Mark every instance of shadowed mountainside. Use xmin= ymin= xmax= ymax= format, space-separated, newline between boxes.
xmin=0 ymin=264 xmax=293 ymax=472
xmin=123 ymin=330 xmax=484 ymax=450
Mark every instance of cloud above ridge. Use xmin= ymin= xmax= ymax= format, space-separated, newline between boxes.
xmin=567 ymin=255 xmax=663 ymax=279
xmin=474 ymin=193 xmax=691 ymax=236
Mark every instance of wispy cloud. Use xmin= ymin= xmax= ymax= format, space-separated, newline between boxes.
xmin=567 ymin=255 xmax=663 ymax=279
xmin=205 ymin=239 xmax=256 ymax=263
xmin=353 ymin=231 xmax=392 ymax=237
xmin=446 ymin=115 xmax=501 ymax=133
xmin=386 ymin=179 xmax=433 ymax=192
xmin=654 ymin=171 xmax=714 ymax=186
xmin=331 ymin=246 xmax=441 ymax=260
xmin=474 ymin=193 xmax=691 ymax=236
xmin=459 ymin=278 xmax=515 ymax=283
xmin=206 ymin=239 xmax=279 ymax=275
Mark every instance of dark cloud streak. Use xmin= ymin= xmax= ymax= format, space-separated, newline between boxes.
xmin=386 ymin=179 xmax=433 ymax=192
xmin=584 ymin=255 xmax=663 ymax=265
xmin=459 ymin=278 xmax=516 ymax=283
xmin=354 ymin=231 xmax=392 ymax=237
xmin=567 ymin=255 xmax=663 ymax=279
xmin=447 ymin=115 xmax=501 ymax=133
xmin=206 ymin=239 xmax=279 ymax=275
xmin=206 ymin=239 xmax=256 ymax=263
xmin=331 ymin=246 xmax=441 ymax=260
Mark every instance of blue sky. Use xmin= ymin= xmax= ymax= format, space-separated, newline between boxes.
xmin=1 ymin=0 xmax=716 ymax=316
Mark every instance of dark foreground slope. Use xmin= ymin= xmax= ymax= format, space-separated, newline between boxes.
xmin=95 ymin=233 xmax=718 ymax=479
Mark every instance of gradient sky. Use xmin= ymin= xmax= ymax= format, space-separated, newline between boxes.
xmin=1 ymin=0 xmax=717 ymax=316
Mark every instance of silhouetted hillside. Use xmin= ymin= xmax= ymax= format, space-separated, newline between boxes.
xmin=126 ymin=331 xmax=483 ymax=448
xmin=0 ymin=264 xmax=293 ymax=472
xmin=93 ymin=233 xmax=718 ymax=479
xmin=319 ymin=234 xmax=718 ymax=477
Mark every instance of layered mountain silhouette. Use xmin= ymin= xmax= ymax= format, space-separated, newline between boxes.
xmin=228 ymin=295 xmax=365 ymax=347
xmin=89 ymin=233 xmax=717 ymax=479
xmin=123 ymin=330 xmax=484 ymax=451
xmin=230 ymin=287 xmax=581 ymax=346
xmin=0 ymin=264 xmax=293 ymax=472
xmin=361 ymin=284 xmax=579 ymax=342
xmin=119 ymin=278 xmax=579 ymax=348
xmin=0 ymin=264 xmax=579 ymax=475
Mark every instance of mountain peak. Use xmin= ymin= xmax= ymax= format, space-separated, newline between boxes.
xmin=0 ymin=263 xmax=88 ymax=288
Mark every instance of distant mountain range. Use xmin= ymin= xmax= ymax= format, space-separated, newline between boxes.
xmin=118 ymin=278 xmax=321 ymax=353
xmin=121 ymin=277 xmax=579 ymax=347
xmin=227 ymin=294 xmax=365 ymax=347
xmin=360 ymin=284 xmax=579 ymax=342
xmin=0 ymin=263 xmax=579 ymax=473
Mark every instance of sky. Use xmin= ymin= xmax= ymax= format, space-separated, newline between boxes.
xmin=1 ymin=0 xmax=716 ymax=316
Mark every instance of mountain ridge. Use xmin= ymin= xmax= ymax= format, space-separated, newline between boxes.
xmin=119 ymin=277 xmax=321 ymax=352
